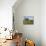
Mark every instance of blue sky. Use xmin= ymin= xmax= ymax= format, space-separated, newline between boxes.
xmin=24 ymin=16 xmax=34 ymax=20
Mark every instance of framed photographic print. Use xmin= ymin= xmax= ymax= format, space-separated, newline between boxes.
xmin=23 ymin=16 xmax=34 ymax=25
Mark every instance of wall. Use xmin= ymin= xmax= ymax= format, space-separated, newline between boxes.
xmin=41 ymin=0 xmax=46 ymax=46
xmin=0 ymin=0 xmax=16 ymax=30
xmin=13 ymin=0 xmax=41 ymax=46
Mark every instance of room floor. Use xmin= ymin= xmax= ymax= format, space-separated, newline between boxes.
xmin=0 ymin=39 xmax=16 ymax=46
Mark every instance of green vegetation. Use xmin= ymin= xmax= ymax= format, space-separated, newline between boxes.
xmin=23 ymin=18 xmax=34 ymax=24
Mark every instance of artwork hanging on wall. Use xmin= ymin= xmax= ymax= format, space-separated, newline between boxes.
xmin=23 ymin=16 xmax=34 ymax=25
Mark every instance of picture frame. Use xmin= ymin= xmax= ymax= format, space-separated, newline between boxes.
xmin=23 ymin=16 xmax=34 ymax=25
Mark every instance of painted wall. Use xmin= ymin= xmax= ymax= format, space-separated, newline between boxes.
xmin=41 ymin=0 xmax=46 ymax=46
xmin=0 ymin=0 xmax=16 ymax=30
xmin=13 ymin=0 xmax=41 ymax=46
